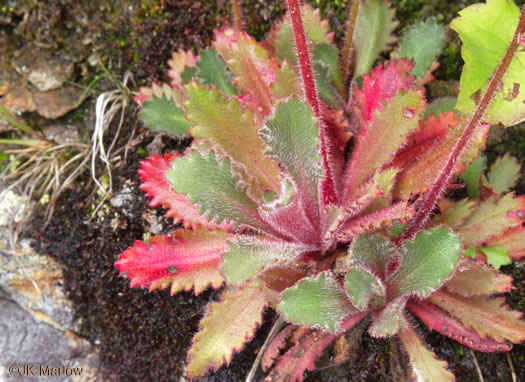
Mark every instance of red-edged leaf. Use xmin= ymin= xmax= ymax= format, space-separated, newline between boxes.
xmin=486 ymin=226 xmax=525 ymax=260
xmin=264 ymin=312 xmax=368 ymax=382
xmin=445 ymin=258 xmax=514 ymax=296
xmin=262 ymin=324 xmax=297 ymax=372
xmin=214 ymin=27 xmax=278 ymax=116
xmin=337 ymin=202 xmax=414 ymax=243
xmin=408 ymin=300 xmax=512 ymax=352
xmin=115 ymin=229 xmax=233 ymax=295
xmin=187 ymin=280 xmax=278 ymax=378
xmin=167 ymin=49 xmax=197 ymax=88
xmin=344 ymin=75 xmax=425 ymax=198
xmin=398 ymin=320 xmax=455 ymax=382
xmin=139 ymin=153 xmax=233 ymax=230
xmin=456 ymin=194 xmax=525 ymax=248
xmin=431 ymin=198 xmax=475 ymax=229
xmin=428 ymin=290 xmax=525 ymax=344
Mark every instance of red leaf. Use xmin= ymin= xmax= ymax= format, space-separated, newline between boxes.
xmin=486 ymin=225 xmax=525 ymax=260
xmin=408 ymin=300 xmax=511 ymax=352
xmin=115 ymin=229 xmax=233 ymax=295
xmin=139 ymin=153 xmax=233 ymax=230
xmin=265 ymin=312 xmax=367 ymax=382
xmin=262 ymin=324 xmax=297 ymax=372
xmin=354 ymin=59 xmax=415 ymax=123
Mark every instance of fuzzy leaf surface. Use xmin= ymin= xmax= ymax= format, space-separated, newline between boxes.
xmin=278 ymin=272 xmax=355 ymax=332
xmin=348 ymin=233 xmax=396 ymax=279
xmin=451 ymin=0 xmax=525 ymax=126
xmin=140 ymin=94 xmax=190 ymax=138
xmin=139 ymin=153 xmax=231 ymax=229
xmin=115 ymin=229 xmax=232 ymax=295
xmin=389 ymin=228 xmax=461 ymax=298
xmin=221 ymin=237 xmax=304 ymax=286
xmin=345 ymin=89 xmax=425 ymax=195
xmin=185 ymin=83 xmax=281 ymax=195
xmin=353 ymin=0 xmax=398 ymax=78
xmin=187 ymin=280 xmax=277 ymax=377
xmin=398 ymin=321 xmax=455 ymax=382
xmin=167 ymin=49 xmax=197 ymax=88
xmin=487 ymin=154 xmax=521 ymax=193
xmin=456 ymin=194 xmax=525 ymax=248
xmin=397 ymin=20 xmax=445 ymax=78
xmin=408 ymin=301 xmax=512 ymax=352
xmin=193 ymin=48 xmax=237 ymax=96
xmin=429 ymin=290 xmax=525 ymax=343
xmin=166 ymin=152 xmax=269 ymax=231
xmin=368 ymin=299 xmax=406 ymax=338
xmin=432 ymin=198 xmax=475 ymax=229
xmin=345 ymin=268 xmax=386 ymax=311
xmin=313 ymin=43 xmax=344 ymax=94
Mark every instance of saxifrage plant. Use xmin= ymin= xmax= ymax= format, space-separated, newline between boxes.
xmin=116 ymin=0 xmax=525 ymax=380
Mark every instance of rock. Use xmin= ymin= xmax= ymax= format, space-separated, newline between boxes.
xmin=33 ymin=87 xmax=82 ymax=119
xmin=0 ymin=81 xmax=36 ymax=115
xmin=0 ymin=296 xmax=102 ymax=382
xmin=44 ymin=125 xmax=81 ymax=146
xmin=110 ymin=180 xmax=139 ymax=219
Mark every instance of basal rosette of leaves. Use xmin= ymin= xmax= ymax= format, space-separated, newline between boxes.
xmin=116 ymin=1 xmax=525 ymax=381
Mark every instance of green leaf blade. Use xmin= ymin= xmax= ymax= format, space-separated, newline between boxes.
xmin=194 ymin=48 xmax=237 ymax=96
xmin=140 ymin=95 xmax=191 ymax=138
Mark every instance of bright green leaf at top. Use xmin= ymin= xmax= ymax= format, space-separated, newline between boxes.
xmin=278 ymin=272 xmax=355 ymax=332
xmin=398 ymin=20 xmax=445 ymax=78
xmin=140 ymin=94 xmax=191 ymax=138
xmin=460 ymin=155 xmax=487 ymax=198
xmin=479 ymin=246 xmax=511 ymax=269
xmin=389 ymin=228 xmax=461 ymax=298
xmin=345 ymin=268 xmax=385 ymax=310
xmin=487 ymin=154 xmax=521 ymax=193
xmin=166 ymin=152 xmax=268 ymax=232
xmin=194 ymin=49 xmax=237 ymax=96
xmin=353 ymin=0 xmax=398 ymax=78
xmin=451 ymin=0 xmax=525 ymax=126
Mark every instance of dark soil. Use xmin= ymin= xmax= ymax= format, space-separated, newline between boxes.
xmin=8 ymin=0 xmax=524 ymax=380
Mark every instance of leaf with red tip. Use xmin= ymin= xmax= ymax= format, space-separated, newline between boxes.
xmin=344 ymin=87 xmax=425 ymax=198
xmin=398 ymin=321 xmax=455 ymax=382
xmin=264 ymin=313 xmax=367 ymax=382
xmin=431 ymin=198 xmax=475 ymax=229
xmin=486 ymin=226 xmax=525 ymax=260
xmin=214 ymin=28 xmax=278 ymax=116
xmin=115 ymin=229 xmax=233 ymax=295
xmin=445 ymin=259 xmax=514 ymax=296
xmin=184 ymin=82 xmax=282 ymax=198
xmin=428 ymin=290 xmax=525 ymax=344
xmin=408 ymin=300 xmax=512 ymax=352
xmin=139 ymin=153 xmax=231 ymax=230
xmin=187 ymin=280 xmax=278 ymax=378
xmin=393 ymin=113 xmax=490 ymax=199
xmin=456 ymin=194 xmax=525 ymax=248
xmin=167 ymin=49 xmax=197 ymax=88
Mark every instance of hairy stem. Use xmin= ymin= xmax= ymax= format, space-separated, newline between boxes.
xmin=399 ymin=6 xmax=525 ymax=242
xmin=231 ymin=0 xmax=243 ymax=31
xmin=341 ymin=0 xmax=360 ymax=84
xmin=285 ymin=0 xmax=337 ymax=204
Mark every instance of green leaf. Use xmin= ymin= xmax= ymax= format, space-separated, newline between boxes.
xmin=181 ymin=66 xmax=198 ymax=84
xmin=314 ymin=62 xmax=342 ymax=110
xmin=397 ymin=20 xmax=445 ymax=78
xmin=487 ymin=154 xmax=521 ymax=194
xmin=423 ymin=97 xmax=460 ymax=120
xmin=166 ymin=152 xmax=269 ymax=231
xmin=353 ymin=0 xmax=398 ymax=78
xmin=140 ymin=94 xmax=191 ymax=138
xmin=460 ymin=156 xmax=487 ymax=198
xmin=389 ymin=228 xmax=461 ymax=298
xmin=272 ymin=60 xmax=303 ymax=100
xmin=479 ymin=246 xmax=511 ymax=269
xmin=464 ymin=247 xmax=476 ymax=258
xmin=278 ymin=272 xmax=355 ymax=332
xmin=349 ymin=234 xmax=396 ymax=279
xmin=194 ymin=48 xmax=237 ymax=96
xmin=313 ymin=44 xmax=344 ymax=94
xmin=345 ymin=268 xmax=385 ymax=310
xmin=368 ymin=299 xmax=406 ymax=338
xmin=451 ymin=0 xmax=525 ymax=126
xmin=261 ymin=98 xmax=323 ymax=206
xmin=221 ymin=237 xmax=303 ymax=286
xmin=184 ymin=83 xmax=282 ymax=197
xmin=187 ymin=280 xmax=277 ymax=377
